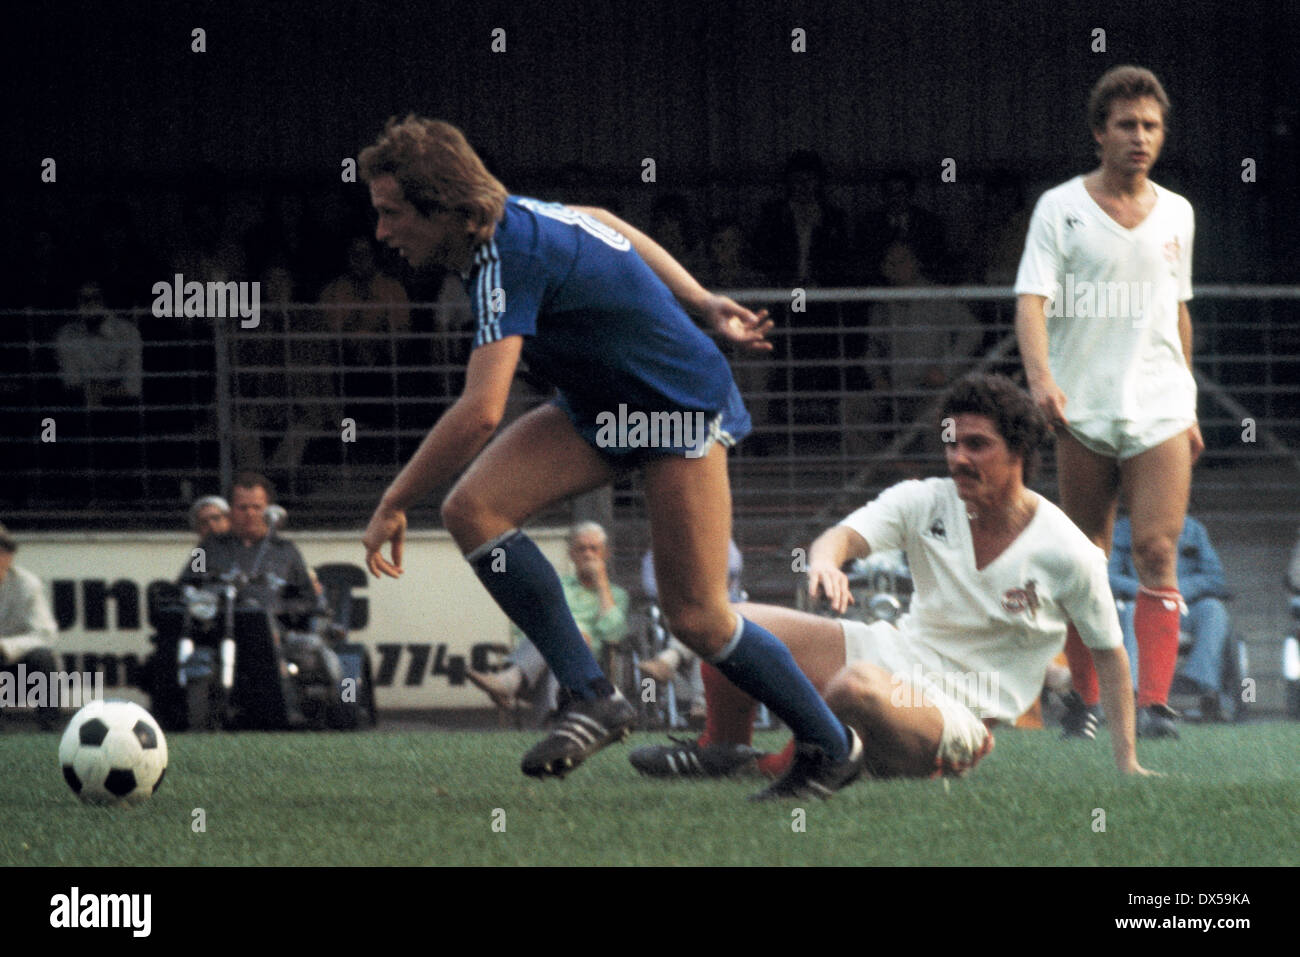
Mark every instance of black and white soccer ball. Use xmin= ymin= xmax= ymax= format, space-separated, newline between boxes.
xmin=58 ymin=700 xmax=168 ymax=807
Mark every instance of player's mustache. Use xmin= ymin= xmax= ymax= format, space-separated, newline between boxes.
xmin=951 ymin=467 xmax=979 ymax=479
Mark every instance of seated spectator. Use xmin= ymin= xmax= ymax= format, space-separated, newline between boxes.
xmin=700 ymin=218 xmax=766 ymax=290
xmin=466 ymin=522 xmax=629 ymax=719
xmin=752 ymin=150 xmax=849 ymax=287
xmin=842 ymin=240 xmax=980 ymax=455
xmin=855 ymin=169 xmax=951 ymax=283
xmin=973 ymin=170 xmax=1033 ymax=287
xmin=189 ymin=495 xmax=231 ymax=541
xmin=55 ymin=280 xmax=143 ymax=407
xmin=318 ymin=237 xmax=411 ymax=433
xmin=1110 ymin=514 xmax=1233 ymax=723
xmin=648 ymin=194 xmax=706 ymax=278
xmin=0 ymin=522 xmax=60 ymax=729
xmin=875 ymin=240 xmax=981 ymax=396
xmin=753 ymin=151 xmax=851 ymax=432
xmin=55 ymin=280 xmax=145 ymax=502
xmin=233 ymin=262 xmax=337 ymax=479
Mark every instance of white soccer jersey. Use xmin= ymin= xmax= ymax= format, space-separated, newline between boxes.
xmin=1014 ymin=175 xmax=1196 ymax=426
xmin=839 ymin=477 xmax=1122 ymax=723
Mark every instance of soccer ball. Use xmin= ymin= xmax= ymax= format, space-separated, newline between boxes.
xmin=58 ymin=700 xmax=168 ymax=807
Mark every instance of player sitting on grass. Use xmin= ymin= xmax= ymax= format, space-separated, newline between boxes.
xmin=357 ymin=116 xmax=864 ymax=799
xmin=631 ymin=374 xmax=1157 ymax=785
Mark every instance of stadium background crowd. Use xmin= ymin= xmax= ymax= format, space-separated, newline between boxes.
xmin=2 ymin=0 xmax=1298 ymax=715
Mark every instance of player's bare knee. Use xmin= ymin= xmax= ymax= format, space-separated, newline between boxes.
xmin=661 ymin=601 xmax=731 ymax=657
xmin=1132 ymin=533 xmax=1177 ymax=580
xmin=440 ymin=487 xmax=489 ymax=548
xmin=825 ymin=663 xmax=889 ymax=719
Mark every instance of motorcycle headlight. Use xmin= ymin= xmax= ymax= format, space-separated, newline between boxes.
xmin=184 ymin=585 xmax=220 ymax=622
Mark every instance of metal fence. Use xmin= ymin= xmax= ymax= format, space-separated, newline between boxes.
xmin=3 ymin=287 xmax=1298 ymax=551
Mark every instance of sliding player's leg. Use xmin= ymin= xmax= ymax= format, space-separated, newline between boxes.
xmin=641 ymin=446 xmax=863 ymax=798
xmin=1054 ymin=428 xmax=1121 ymax=733
xmin=822 ymin=661 xmax=992 ymax=778
xmin=700 ymin=603 xmax=847 ymax=746
xmin=630 ymin=603 xmax=846 ymax=779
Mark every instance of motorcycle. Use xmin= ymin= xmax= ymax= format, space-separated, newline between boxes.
xmin=148 ymin=507 xmax=376 ymax=731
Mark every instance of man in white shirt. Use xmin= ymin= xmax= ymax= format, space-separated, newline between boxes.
xmin=632 ymin=375 xmax=1154 ymax=791
xmin=1014 ymin=65 xmax=1200 ymax=740
xmin=0 ymin=522 xmax=60 ymax=729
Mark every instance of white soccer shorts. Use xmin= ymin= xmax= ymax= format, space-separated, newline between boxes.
xmin=840 ymin=618 xmax=995 ymax=778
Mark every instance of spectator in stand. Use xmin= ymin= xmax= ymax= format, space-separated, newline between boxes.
xmin=703 ymin=218 xmax=770 ymax=427
xmin=648 ymin=195 xmax=706 ymax=278
xmin=753 ymin=151 xmax=851 ymax=434
xmin=0 ymin=522 xmax=60 ymax=729
xmin=189 ymin=495 xmax=231 ymax=541
xmin=84 ymin=200 xmax=160 ymax=310
xmin=974 ymin=170 xmax=1034 ymax=288
xmin=233 ymin=262 xmax=337 ymax=479
xmin=842 ymin=241 xmax=980 ymax=456
xmin=55 ymin=280 xmax=143 ymax=407
xmin=873 ymin=240 xmax=981 ymax=403
xmin=55 ymin=280 xmax=145 ymax=502
xmin=753 ymin=150 xmax=849 ymax=287
xmin=701 ymin=218 xmax=766 ymax=290
xmin=856 ymin=169 xmax=951 ymax=284
xmin=318 ymin=236 xmax=411 ymax=434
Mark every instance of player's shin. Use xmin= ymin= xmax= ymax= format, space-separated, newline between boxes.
xmin=466 ymin=529 xmax=610 ymax=699
xmin=1063 ymin=623 xmax=1099 ymax=705
xmin=1135 ymin=586 xmax=1184 ymax=708
xmin=707 ymin=616 xmax=850 ymax=761
xmin=698 ymin=661 xmax=758 ymax=748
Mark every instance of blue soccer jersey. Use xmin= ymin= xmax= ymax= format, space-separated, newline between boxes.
xmin=462 ymin=196 xmax=751 ymax=449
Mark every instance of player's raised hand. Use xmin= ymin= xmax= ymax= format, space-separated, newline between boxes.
xmin=1028 ymin=377 xmax=1069 ymax=428
xmin=363 ymin=503 xmax=407 ymax=579
xmin=807 ymin=560 xmax=855 ymax=615
xmin=703 ymin=294 xmax=774 ymax=352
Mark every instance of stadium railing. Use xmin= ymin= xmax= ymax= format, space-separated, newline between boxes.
xmin=3 ymin=287 xmax=1298 ymax=554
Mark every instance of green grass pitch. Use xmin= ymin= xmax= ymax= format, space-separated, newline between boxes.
xmin=4 ymin=723 xmax=1297 ymax=866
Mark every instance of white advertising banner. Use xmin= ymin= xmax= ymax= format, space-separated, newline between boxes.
xmin=16 ymin=528 xmax=573 ymax=711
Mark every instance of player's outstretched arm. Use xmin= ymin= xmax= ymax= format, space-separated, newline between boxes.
xmin=806 ymin=524 xmax=871 ymax=615
xmin=571 ymin=205 xmax=772 ymax=351
xmin=363 ymin=336 xmax=523 ymax=578
xmin=1015 ymin=294 xmax=1068 ymax=427
xmin=1093 ymin=645 xmax=1159 ymax=776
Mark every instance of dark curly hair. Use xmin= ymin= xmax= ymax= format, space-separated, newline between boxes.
xmin=940 ymin=373 xmax=1050 ymax=483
